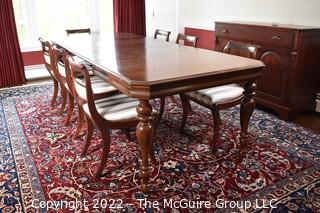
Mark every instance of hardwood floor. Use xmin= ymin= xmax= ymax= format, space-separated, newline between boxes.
xmin=25 ymin=75 xmax=51 ymax=85
xmin=257 ymin=105 xmax=320 ymax=133
xmin=25 ymin=67 xmax=50 ymax=80
xmin=292 ymin=112 xmax=320 ymax=133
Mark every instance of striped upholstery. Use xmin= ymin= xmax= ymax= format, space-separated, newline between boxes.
xmin=73 ymin=56 xmax=93 ymax=71
xmin=186 ymin=84 xmax=244 ymax=106
xmin=75 ymin=76 xmax=117 ymax=100
xmin=82 ymin=93 xmax=139 ymax=121
xmin=89 ymin=76 xmax=116 ymax=94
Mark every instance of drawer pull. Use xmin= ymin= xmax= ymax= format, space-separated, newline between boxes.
xmin=272 ymin=36 xmax=281 ymax=40
xmin=222 ymin=29 xmax=229 ymax=34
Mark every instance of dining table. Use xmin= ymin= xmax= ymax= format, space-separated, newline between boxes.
xmin=52 ymin=32 xmax=265 ymax=193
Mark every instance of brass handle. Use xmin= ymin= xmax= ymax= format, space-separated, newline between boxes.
xmin=271 ymin=36 xmax=281 ymax=40
xmin=222 ymin=29 xmax=229 ymax=34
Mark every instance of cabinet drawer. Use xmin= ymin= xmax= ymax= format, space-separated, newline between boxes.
xmin=215 ymin=24 xmax=294 ymax=48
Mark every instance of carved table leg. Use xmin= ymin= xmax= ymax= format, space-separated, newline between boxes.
xmin=136 ymin=99 xmax=154 ymax=193
xmin=240 ymin=81 xmax=256 ymax=149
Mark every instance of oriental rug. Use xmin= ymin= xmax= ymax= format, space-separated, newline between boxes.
xmin=0 ymin=84 xmax=319 ymax=212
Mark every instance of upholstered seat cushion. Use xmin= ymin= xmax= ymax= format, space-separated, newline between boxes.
xmin=56 ymin=56 xmax=93 ymax=77
xmin=82 ymin=93 xmax=139 ymax=121
xmin=73 ymin=56 xmax=93 ymax=71
xmin=75 ymin=76 xmax=117 ymax=100
xmin=89 ymin=76 xmax=117 ymax=94
xmin=186 ymin=84 xmax=244 ymax=106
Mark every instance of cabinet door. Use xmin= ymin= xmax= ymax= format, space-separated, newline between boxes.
xmin=215 ymin=37 xmax=289 ymax=101
xmin=257 ymin=47 xmax=290 ymax=100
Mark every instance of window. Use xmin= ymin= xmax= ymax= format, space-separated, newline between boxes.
xmin=13 ymin=0 xmax=113 ymax=50
xmin=13 ymin=0 xmax=30 ymax=47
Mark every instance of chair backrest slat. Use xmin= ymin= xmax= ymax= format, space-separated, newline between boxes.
xmin=176 ymin=33 xmax=198 ymax=47
xmin=68 ymin=56 xmax=104 ymax=121
xmin=223 ymin=41 xmax=260 ymax=59
xmin=154 ymin=29 xmax=171 ymax=42
xmin=66 ymin=28 xmax=91 ymax=36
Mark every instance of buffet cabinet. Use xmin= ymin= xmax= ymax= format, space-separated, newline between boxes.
xmin=215 ymin=21 xmax=320 ymax=120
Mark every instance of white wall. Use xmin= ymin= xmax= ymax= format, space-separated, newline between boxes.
xmin=179 ymin=0 xmax=320 ymax=29
xmin=146 ymin=0 xmax=320 ymax=40
xmin=146 ymin=0 xmax=179 ymax=40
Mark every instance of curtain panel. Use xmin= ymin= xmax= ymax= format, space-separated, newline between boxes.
xmin=0 ymin=0 xmax=26 ymax=88
xmin=113 ymin=0 xmax=146 ymax=36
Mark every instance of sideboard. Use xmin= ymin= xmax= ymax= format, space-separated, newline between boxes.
xmin=215 ymin=21 xmax=320 ymax=120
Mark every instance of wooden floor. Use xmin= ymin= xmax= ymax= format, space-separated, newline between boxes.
xmin=26 ymin=77 xmax=320 ymax=134
xmin=256 ymin=105 xmax=320 ymax=134
xmin=291 ymin=111 xmax=320 ymax=133
xmin=26 ymin=78 xmax=52 ymax=85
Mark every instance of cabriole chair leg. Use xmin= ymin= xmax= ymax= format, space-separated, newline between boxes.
xmin=73 ymin=106 xmax=84 ymax=139
xmin=124 ymin=129 xmax=131 ymax=141
xmin=60 ymin=86 xmax=67 ymax=115
xmin=159 ymin=97 xmax=165 ymax=121
xmin=211 ymin=107 xmax=221 ymax=151
xmin=179 ymin=94 xmax=192 ymax=133
xmin=64 ymin=94 xmax=74 ymax=126
xmin=95 ymin=127 xmax=111 ymax=178
xmin=51 ymin=79 xmax=59 ymax=108
xmin=81 ymin=116 xmax=93 ymax=157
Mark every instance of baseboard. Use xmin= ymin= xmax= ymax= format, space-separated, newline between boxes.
xmin=24 ymin=64 xmax=45 ymax=70
xmin=24 ymin=64 xmax=50 ymax=80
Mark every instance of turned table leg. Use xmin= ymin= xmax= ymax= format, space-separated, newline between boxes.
xmin=240 ymin=81 xmax=256 ymax=148
xmin=136 ymin=99 xmax=154 ymax=193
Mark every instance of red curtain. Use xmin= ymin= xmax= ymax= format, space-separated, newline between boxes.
xmin=0 ymin=0 xmax=26 ymax=88
xmin=113 ymin=0 xmax=146 ymax=36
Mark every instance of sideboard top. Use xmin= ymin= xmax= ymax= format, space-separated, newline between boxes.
xmin=215 ymin=21 xmax=320 ymax=30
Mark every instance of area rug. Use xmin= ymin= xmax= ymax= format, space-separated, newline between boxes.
xmin=0 ymin=84 xmax=319 ymax=213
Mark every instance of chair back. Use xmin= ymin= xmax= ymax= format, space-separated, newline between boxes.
xmin=68 ymin=57 xmax=107 ymax=123
xmin=154 ymin=29 xmax=171 ymax=42
xmin=68 ymin=56 xmax=96 ymax=108
xmin=54 ymin=48 xmax=74 ymax=93
xmin=176 ymin=33 xmax=198 ymax=47
xmin=51 ymin=45 xmax=69 ymax=83
xmin=38 ymin=37 xmax=57 ymax=77
xmin=66 ymin=28 xmax=91 ymax=36
xmin=223 ymin=41 xmax=260 ymax=59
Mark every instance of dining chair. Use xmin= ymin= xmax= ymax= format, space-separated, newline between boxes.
xmin=53 ymin=47 xmax=119 ymax=138
xmin=158 ymin=33 xmax=199 ymax=120
xmin=66 ymin=28 xmax=91 ymax=36
xmin=38 ymin=37 xmax=67 ymax=111
xmin=154 ymin=29 xmax=171 ymax=42
xmin=67 ymin=56 xmax=158 ymax=178
xmin=179 ymin=40 xmax=260 ymax=150
xmin=65 ymin=28 xmax=94 ymax=71
xmin=51 ymin=45 xmax=76 ymax=126
xmin=175 ymin=33 xmax=199 ymax=47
